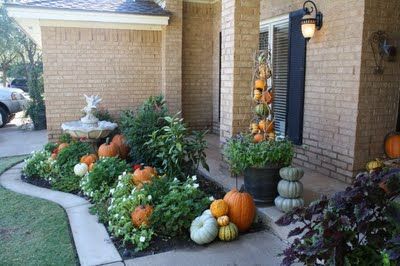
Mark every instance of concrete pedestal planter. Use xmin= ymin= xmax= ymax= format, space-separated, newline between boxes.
xmin=243 ymin=165 xmax=281 ymax=205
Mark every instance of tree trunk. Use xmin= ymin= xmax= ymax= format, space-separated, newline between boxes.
xmin=2 ymin=67 xmax=7 ymax=87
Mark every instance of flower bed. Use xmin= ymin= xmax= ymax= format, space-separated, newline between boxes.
xmin=22 ymin=96 xmax=264 ymax=258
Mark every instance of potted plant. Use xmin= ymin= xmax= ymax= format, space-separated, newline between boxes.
xmin=224 ymin=134 xmax=293 ymax=204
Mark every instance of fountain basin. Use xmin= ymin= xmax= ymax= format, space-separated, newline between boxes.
xmin=61 ymin=120 xmax=118 ymax=139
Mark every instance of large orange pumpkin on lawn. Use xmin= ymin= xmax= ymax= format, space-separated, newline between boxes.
xmin=131 ymin=205 xmax=153 ymax=228
xmin=98 ymin=138 xmax=119 ymax=158
xmin=112 ymin=134 xmax=130 ymax=159
xmin=384 ymin=132 xmax=400 ymax=159
xmin=132 ymin=166 xmax=157 ymax=185
xmin=80 ymin=154 xmax=98 ymax=166
xmin=223 ymin=189 xmax=256 ymax=232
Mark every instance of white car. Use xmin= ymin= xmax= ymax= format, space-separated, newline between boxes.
xmin=0 ymin=87 xmax=28 ymax=127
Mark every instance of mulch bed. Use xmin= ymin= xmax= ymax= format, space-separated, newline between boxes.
xmin=21 ymin=173 xmax=267 ymax=260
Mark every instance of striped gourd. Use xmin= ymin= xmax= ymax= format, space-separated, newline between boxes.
xmin=218 ymin=222 xmax=239 ymax=241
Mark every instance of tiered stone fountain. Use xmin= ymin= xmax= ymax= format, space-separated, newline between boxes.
xmin=61 ymin=95 xmax=117 ymax=147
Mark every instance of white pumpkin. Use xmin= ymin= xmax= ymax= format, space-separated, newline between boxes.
xmin=190 ymin=214 xmax=218 ymax=245
xmin=202 ymin=209 xmax=213 ymax=219
xmin=277 ymin=180 xmax=303 ymax=198
xmin=74 ymin=163 xmax=88 ymax=177
xmin=274 ymin=196 xmax=304 ymax=213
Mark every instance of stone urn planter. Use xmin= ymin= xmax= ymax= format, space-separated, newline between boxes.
xmin=243 ymin=165 xmax=281 ymax=205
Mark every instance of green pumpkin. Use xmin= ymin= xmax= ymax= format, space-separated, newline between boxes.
xmin=190 ymin=214 xmax=218 ymax=245
xmin=279 ymin=166 xmax=304 ymax=181
xmin=274 ymin=196 xmax=304 ymax=213
xmin=218 ymin=222 xmax=239 ymax=241
xmin=255 ymin=103 xmax=269 ymax=117
xmin=277 ymin=180 xmax=303 ymax=198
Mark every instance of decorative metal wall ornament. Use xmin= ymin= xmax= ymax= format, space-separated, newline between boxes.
xmin=369 ymin=31 xmax=397 ymax=74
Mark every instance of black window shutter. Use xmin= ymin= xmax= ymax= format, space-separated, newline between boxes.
xmin=286 ymin=9 xmax=306 ymax=145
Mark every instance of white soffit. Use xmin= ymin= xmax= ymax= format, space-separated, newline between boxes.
xmin=7 ymin=7 xmax=170 ymax=47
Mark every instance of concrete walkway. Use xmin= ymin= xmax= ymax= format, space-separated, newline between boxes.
xmin=0 ymin=113 xmax=47 ymax=157
xmin=125 ymin=231 xmax=287 ymax=266
xmin=0 ymin=163 xmax=122 ymax=266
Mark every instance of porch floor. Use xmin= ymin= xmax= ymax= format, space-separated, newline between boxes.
xmin=199 ymin=134 xmax=348 ymax=240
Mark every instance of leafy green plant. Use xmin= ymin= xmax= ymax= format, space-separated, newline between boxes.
xmin=23 ymin=150 xmax=54 ymax=180
xmin=276 ymin=169 xmax=400 ymax=266
xmin=52 ymin=141 xmax=92 ymax=192
xmin=151 ymin=176 xmax=211 ymax=238
xmin=120 ymin=95 xmax=168 ymax=164
xmin=59 ymin=133 xmax=72 ymax=144
xmin=43 ymin=142 xmax=58 ymax=153
xmin=94 ymin=108 xmax=115 ymax=123
xmin=26 ymin=71 xmax=46 ymax=130
xmin=224 ymin=134 xmax=293 ymax=175
xmin=145 ymin=115 xmax=209 ymax=178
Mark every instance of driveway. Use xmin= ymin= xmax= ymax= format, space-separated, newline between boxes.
xmin=0 ymin=112 xmax=47 ymax=157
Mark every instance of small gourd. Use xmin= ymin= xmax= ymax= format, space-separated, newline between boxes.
xmin=279 ymin=166 xmax=304 ymax=181
xmin=255 ymin=103 xmax=269 ymax=117
xmin=365 ymin=159 xmax=384 ymax=172
xmin=190 ymin=214 xmax=218 ymax=245
xmin=217 ymin=215 xmax=230 ymax=226
xmin=74 ymin=163 xmax=88 ymax=177
xmin=210 ymin=199 xmax=229 ymax=218
xmin=218 ymin=222 xmax=239 ymax=241
xmin=274 ymin=196 xmax=304 ymax=213
xmin=277 ymin=180 xmax=303 ymax=198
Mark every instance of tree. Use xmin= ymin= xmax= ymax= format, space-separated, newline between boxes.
xmin=0 ymin=4 xmax=21 ymax=86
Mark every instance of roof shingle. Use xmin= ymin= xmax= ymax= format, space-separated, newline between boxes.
xmin=8 ymin=0 xmax=170 ymax=16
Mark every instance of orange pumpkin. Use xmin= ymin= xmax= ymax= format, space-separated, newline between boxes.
xmin=132 ymin=166 xmax=157 ymax=185
xmin=265 ymin=120 xmax=274 ymax=133
xmin=130 ymin=205 xmax=153 ymax=228
xmin=253 ymin=133 xmax=264 ymax=143
xmin=58 ymin=143 xmax=69 ymax=151
xmin=80 ymin=154 xmax=98 ymax=166
xmin=254 ymin=79 xmax=266 ymax=90
xmin=262 ymin=91 xmax=273 ymax=104
xmin=98 ymin=138 xmax=119 ymax=158
xmin=112 ymin=134 xmax=130 ymax=159
xmin=223 ymin=189 xmax=256 ymax=232
xmin=88 ymin=163 xmax=95 ymax=172
xmin=210 ymin=199 xmax=229 ymax=218
xmin=384 ymin=132 xmax=400 ymax=159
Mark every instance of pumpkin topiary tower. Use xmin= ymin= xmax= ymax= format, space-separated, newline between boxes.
xmin=251 ymin=50 xmax=274 ymax=142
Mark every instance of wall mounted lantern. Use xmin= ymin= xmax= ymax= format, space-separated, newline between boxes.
xmin=301 ymin=1 xmax=323 ymax=40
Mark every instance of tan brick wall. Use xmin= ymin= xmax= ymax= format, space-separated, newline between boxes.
xmin=212 ymin=1 xmax=221 ymax=133
xmin=182 ymin=2 xmax=214 ymax=129
xmin=260 ymin=0 xmax=365 ymax=182
xmin=220 ymin=0 xmax=260 ymax=143
xmin=161 ymin=0 xmax=183 ymax=114
xmin=41 ymin=27 xmax=162 ymax=141
xmin=354 ymin=0 xmax=400 ymax=170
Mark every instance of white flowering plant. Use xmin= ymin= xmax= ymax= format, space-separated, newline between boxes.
xmin=23 ymin=150 xmax=55 ymax=181
xmin=108 ymin=173 xmax=211 ymax=251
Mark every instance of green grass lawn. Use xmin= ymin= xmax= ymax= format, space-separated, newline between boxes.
xmin=0 ymin=155 xmax=78 ymax=266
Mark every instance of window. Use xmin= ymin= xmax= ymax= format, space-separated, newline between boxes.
xmin=259 ymin=16 xmax=289 ymax=138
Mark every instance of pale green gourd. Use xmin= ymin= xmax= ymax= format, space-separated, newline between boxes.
xmin=190 ymin=214 xmax=218 ymax=245
xmin=279 ymin=166 xmax=304 ymax=181
xmin=277 ymin=180 xmax=303 ymax=198
xmin=274 ymin=196 xmax=304 ymax=213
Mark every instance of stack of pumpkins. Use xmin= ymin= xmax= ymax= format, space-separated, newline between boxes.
xmin=73 ymin=134 xmax=130 ymax=177
xmin=190 ymin=189 xmax=256 ymax=245
xmin=274 ymin=166 xmax=305 ymax=213
xmin=251 ymin=51 xmax=275 ymax=143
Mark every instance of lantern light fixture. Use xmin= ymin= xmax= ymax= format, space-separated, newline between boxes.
xmin=301 ymin=0 xmax=323 ymax=40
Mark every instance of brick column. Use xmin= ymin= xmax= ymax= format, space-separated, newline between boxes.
xmin=161 ymin=0 xmax=183 ymax=114
xmin=220 ymin=0 xmax=260 ymax=143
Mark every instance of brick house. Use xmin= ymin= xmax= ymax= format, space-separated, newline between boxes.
xmin=7 ymin=0 xmax=400 ymax=183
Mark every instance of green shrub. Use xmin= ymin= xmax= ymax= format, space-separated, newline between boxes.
xmin=59 ymin=133 xmax=72 ymax=144
xmin=23 ymin=150 xmax=54 ymax=180
xmin=26 ymin=72 xmax=46 ymax=130
xmin=108 ymin=174 xmax=211 ymax=251
xmin=145 ymin=115 xmax=209 ymax=178
xmin=52 ymin=141 xmax=92 ymax=192
xmin=224 ymin=134 xmax=294 ymax=175
xmin=120 ymin=95 xmax=168 ymax=164
xmin=94 ymin=108 xmax=115 ymax=123
xmin=151 ymin=176 xmax=210 ymax=238
xmin=43 ymin=142 xmax=58 ymax=153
